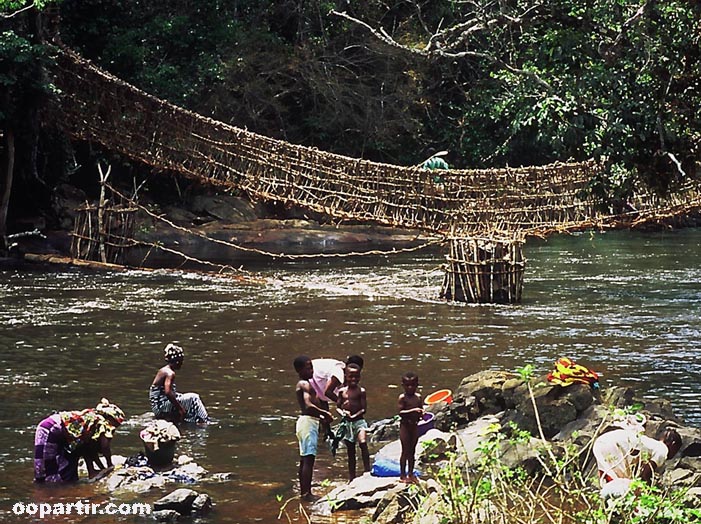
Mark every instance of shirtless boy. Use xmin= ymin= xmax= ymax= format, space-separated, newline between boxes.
xmin=398 ymin=371 xmax=423 ymax=483
xmin=293 ymin=355 xmax=333 ymax=501
xmin=336 ymin=363 xmax=370 ymax=480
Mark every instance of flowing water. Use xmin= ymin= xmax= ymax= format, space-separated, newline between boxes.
xmin=1 ymin=228 xmax=700 ymax=523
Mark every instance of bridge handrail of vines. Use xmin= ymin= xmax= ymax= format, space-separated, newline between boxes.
xmin=46 ymin=46 xmax=701 ymax=238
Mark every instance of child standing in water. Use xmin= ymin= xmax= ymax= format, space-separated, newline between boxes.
xmin=336 ymin=363 xmax=370 ymax=480
xmin=398 ymin=371 xmax=423 ymax=483
xmin=293 ymin=355 xmax=333 ymax=501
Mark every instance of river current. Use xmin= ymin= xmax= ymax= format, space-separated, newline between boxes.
xmin=1 ymin=228 xmax=699 ymax=523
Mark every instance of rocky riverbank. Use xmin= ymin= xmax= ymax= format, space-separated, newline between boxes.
xmin=311 ymin=369 xmax=701 ymax=523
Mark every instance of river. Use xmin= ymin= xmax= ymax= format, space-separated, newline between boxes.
xmin=1 ymin=228 xmax=699 ymax=523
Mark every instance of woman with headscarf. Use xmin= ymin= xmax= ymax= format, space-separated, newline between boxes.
xmin=34 ymin=399 xmax=125 ymax=483
xmin=149 ymin=343 xmax=209 ymax=424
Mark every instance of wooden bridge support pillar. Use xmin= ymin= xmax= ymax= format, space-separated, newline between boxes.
xmin=70 ymin=204 xmax=137 ymax=265
xmin=440 ymin=234 xmax=526 ymax=304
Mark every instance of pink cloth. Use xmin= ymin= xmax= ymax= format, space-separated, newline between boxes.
xmin=310 ymin=359 xmax=345 ymax=401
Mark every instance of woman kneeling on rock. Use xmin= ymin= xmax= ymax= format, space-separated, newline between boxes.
xmin=150 ymin=343 xmax=210 ymax=424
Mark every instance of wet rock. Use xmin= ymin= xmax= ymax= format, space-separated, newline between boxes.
xmin=98 ymin=455 xmax=219 ymax=493
xmin=431 ymin=370 xmax=517 ymax=431
xmin=189 ymin=194 xmax=258 ymax=223
xmin=368 ymin=417 xmax=399 ymax=443
xmin=127 ymin=218 xmax=436 ymax=268
xmin=603 ymin=386 xmax=682 ymax=423
xmin=313 ymin=473 xmax=406 ymax=513
xmin=457 ymin=370 xmax=519 ymax=412
xmin=191 ymin=493 xmax=213 ymax=515
xmin=152 ymin=509 xmax=180 ymax=522
xmin=373 ymin=485 xmax=424 ymax=524
xmin=104 ymin=466 xmax=165 ymax=493
xmin=154 ymin=488 xmax=198 ymax=515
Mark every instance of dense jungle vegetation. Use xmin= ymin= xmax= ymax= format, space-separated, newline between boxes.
xmin=1 ymin=0 xmax=700 ymax=247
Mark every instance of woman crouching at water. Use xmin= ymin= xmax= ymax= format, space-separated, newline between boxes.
xmin=34 ymin=399 xmax=125 ymax=483
xmin=149 ymin=343 xmax=209 ymax=424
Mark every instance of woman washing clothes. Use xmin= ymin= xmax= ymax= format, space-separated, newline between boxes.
xmin=150 ymin=343 xmax=209 ymax=424
xmin=34 ymin=398 xmax=125 ymax=483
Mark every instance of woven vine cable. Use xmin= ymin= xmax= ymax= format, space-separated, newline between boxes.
xmin=46 ymin=46 xmax=604 ymax=236
xmin=105 ymin=184 xmax=447 ymax=259
xmin=45 ymin=44 xmax=701 ymax=238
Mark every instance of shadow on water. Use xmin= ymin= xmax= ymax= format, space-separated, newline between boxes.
xmin=0 ymin=229 xmax=699 ymax=523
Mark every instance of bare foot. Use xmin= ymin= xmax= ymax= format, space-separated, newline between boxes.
xmin=302 ymin=493 xmax=321 ymax=503
xmin=408 ymin=475 xmax=419 ymax=484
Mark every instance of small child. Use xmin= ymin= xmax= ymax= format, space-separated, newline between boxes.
xmin=398 ymin=371 xmax=423 ymax=483
xmin=336 ymin=363 xmax=370 ymax=480
xmin=293 ymin=355 xmax=333 ymax=501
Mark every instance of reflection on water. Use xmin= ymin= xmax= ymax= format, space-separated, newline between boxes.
xmin=0 ymin=229 xmax=700 ymax=523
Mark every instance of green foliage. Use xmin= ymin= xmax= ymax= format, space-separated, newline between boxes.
xmin=0 ymin=30 xmax=54 ymax=123
xmin=0 ymin=1 xmax=58 ymax=12
xmin=516 ymin=364 xmax=535 ymax=382
xmin=7 ymin=1 xmax=701 ymax=200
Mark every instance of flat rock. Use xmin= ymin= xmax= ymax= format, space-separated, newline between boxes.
xmin=314 ymin=473 xmax=408 ymax=513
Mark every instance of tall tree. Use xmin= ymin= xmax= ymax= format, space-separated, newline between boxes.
xmin=331 ymin=1 xmax=700 ymax=190
xmin=0 ymin=1 xmax=58 ymax=252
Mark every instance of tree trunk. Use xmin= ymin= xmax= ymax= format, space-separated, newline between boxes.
xmin=0 ymin=129 xmax=15 ymax=254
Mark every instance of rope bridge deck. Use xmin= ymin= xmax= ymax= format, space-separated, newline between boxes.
xmin=46 ymin=46 xmax=607 ymax=237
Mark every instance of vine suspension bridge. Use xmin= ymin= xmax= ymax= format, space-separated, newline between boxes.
xmin=44 ymin=46 xmax=701 ymax=303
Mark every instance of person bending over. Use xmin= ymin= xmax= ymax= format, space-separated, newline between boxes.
xmin=593 ymin=426 xmax=682 ymax=497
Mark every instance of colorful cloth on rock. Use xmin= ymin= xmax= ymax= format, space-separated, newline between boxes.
xmin=547 ymin=357 xmax=599 ymax=388
xmin=149 ymin=384 xmax=209 ymax=423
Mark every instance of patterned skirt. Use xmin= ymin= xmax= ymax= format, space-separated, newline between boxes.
xmin=149 ymin=386 xmax=209 ymax=423
xmin=34 ymin=414 xmax=79 ymax=483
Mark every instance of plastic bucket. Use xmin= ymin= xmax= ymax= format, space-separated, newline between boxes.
xmin=425 ymin=389 xmax=453 ymax=405
xmin=417 ymin=412 xmax=435 ymax=437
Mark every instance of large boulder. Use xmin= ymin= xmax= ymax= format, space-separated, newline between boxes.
xmin=189 ymin=194 xmax=259 ymax=223
xmin=432 ymin=370 xmax=518 ymax=431
xmin=153 ymin=488 xmax=199 ymax=515
xmin=498 ymin=377 xmax=597 ymax=439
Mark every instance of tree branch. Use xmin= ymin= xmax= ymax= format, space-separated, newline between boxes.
xmin=329 ymin=7 xmax=552 ymax=91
